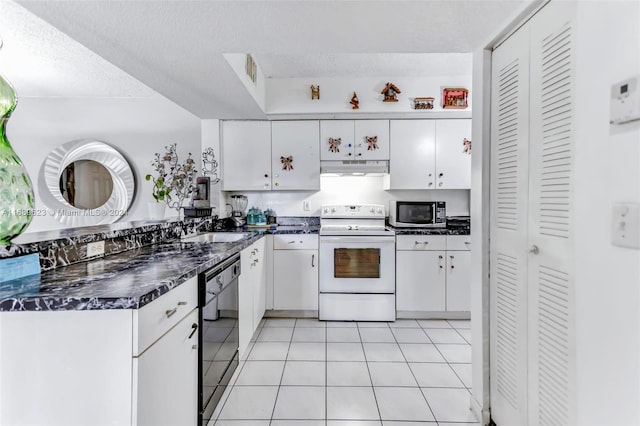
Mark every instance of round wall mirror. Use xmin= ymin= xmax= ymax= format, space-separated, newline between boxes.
xmin=38 ymin=140 xmax=135 ymax=227
xmin=59 ymin=160 xmax=114 ymax=209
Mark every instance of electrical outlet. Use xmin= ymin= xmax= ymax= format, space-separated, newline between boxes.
xmin=87 ymin=241 xmax=105 ymax=257
xmin=303 ymin=201 xmax=310 ymax=211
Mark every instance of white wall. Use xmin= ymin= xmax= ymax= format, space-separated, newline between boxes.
xmin=573 ymin=1 xmax=640 ymax=424
xmin=266 ymin=75 xmax=472 ymax=117
xmin=7 ymin=97 xmax=201 ymax=233
xmin=225 ymin=177 xmax=469 ymax=218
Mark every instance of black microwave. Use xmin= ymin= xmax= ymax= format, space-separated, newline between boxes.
xmin=388 ymin=201 xmax=446 ymax=228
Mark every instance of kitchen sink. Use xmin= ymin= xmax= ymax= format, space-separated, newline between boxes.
xmin=181 ymin=232 xmax=250 ymax=243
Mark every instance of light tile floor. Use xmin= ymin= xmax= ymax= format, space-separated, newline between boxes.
xmin=211 ymin=319 xmax=478 ymax=426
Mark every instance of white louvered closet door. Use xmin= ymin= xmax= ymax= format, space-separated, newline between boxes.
xmin=489 ymin=24 xmax=531 ymax=426
xmin=527 ymin=2 xmax=577 ymax=425
xmin=490 ymin=2 xmax=577 ymax=425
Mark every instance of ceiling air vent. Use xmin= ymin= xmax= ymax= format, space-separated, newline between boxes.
xmin=245 ymin=54 xmax=257 ymax=84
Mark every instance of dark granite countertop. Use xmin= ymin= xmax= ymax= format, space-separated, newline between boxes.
xmin=0 ymin=226 xmax=321 ymax=313
xmin=388 ymin=226 xmax=470 ymax=236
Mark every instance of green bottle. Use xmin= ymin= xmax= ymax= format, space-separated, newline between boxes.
xmin=0 ymin=72 xmax=35 ymax=245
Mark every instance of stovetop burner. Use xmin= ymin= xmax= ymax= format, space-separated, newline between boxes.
xmin=320 ymin=204 xmax=394 ymax=236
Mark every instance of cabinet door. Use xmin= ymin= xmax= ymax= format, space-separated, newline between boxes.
xmin=271 ymin=121 xmax=320 ymax=190
xmin=252 ymin=238 xmax=267 ymax=331
xmin=136 ymin=309 xmax=199 ymax=426
xmin=446 ymin=251 xmax=471 ymax=311
xmin=238 ymin=245 xmax=255 ymax=359
xmin=354 ymin=120 xmax=390 ymax=160
xmin=389 ymin=120 xmax=436 ymax=189
xmin=435 ymin=119 xmax=472 ymax=189
xmin=320 ymin=120 xmax=355 ymax=160
xmin=222 ymin=121 xmax=272 ymax=191
xmin=396 ymin=251 xmax=446 ymax=311
xmin=273 ymin=250 xmax=319 ymax=310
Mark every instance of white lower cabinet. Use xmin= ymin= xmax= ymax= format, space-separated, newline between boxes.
xmin=396 ymin=250 xmax=446 ymax=311
xmin=396 ymin=235 xmax=470 ymax=315
xmin=273 ymin=234 xmax=319 ymax=311
xmin=445 ymin=249 xmax=471 ymax=311
xmin=134 ymin=309 xmax=198 ymax=426
xmin=0 ymin=277 xmax=199 ymax=426
xmin=238 ymin=237 xmax=267 ymax=358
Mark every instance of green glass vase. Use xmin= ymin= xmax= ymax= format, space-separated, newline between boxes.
xmin=0 ymin=74 xmax=34 ymax=245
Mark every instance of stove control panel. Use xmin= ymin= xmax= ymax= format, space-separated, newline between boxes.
xmin=321 ymin=204 xmax=385 ymax=218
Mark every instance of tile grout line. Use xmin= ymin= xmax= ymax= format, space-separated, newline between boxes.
xmin=396 ymin=323 xmax=439 ymax=423
xmin=268 ymin=319 xmax=298 ymax=424
xmin=357 ymin=321 xmax=383 ymax=423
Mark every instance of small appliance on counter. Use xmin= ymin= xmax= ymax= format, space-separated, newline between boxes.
xmin=229 ymin=195 xmax=248 ymax=227
xmin=265 ymin=208 xmax=277 ymax=225
xmin=446 ymin=215 xmax=471 ymax=230
xmin=388 ymin=200 xmax=446 ymax=228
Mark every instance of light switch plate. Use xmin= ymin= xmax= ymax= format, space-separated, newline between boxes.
xmin=612 ymin=203 xmax=640 ymax=249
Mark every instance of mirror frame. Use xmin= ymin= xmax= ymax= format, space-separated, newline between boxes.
xmin=38 ymin=140 xmax=135 ymax=227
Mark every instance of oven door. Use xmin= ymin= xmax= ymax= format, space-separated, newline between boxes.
xmin=319 ymin=235 xmax=395 ymax=293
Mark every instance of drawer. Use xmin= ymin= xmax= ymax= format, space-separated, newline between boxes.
xmin=273 ymin=234 xmax=318 ymax=250
xmin=396 ymin=235 xmax=446 ymax=251
xmin=134 ymin=276 xmax=198 ymax=355
xmin=447 ymin=235 xmax=471 ymax=251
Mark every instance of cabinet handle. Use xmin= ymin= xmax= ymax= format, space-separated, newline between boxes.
xmin=529 ymin=245 xmax=540 ymax=255
xmin=192 ymin=345 xmax=198 ymax=350
xmin=165 ymin=308 xmax=177 ymax=318
xmin=428 ymin=182 xmax=433 ymax=187
xmin=311 ymin=254 xmax=315 ymax=267
xmin=177 ymin=301 xmax=187 ymax=306
xmin=414 ymin=241 xmax=428 ymax=245
xmin=464 ymin=241 xmax=471 ymax=245
xmin=438 ymin=173 xmax=444 ymax=177
xmin=438 ymin=182 xmax=443 ymax=187
xmin=288 ymin=240 xmax=296 ymax=244
xmin=188 ymin=323 xmax=198 ymax=339
xmin=438 ymin=255 xmax=443 ymax=269
xmin=450 ymin=255 xmax=455 ymax=269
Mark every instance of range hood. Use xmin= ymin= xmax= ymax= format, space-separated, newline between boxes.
xmin=320 ymin=160 xmax=389 ymax=176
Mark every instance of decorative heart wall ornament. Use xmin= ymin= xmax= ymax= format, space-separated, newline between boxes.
xmin=328 ymin=138 xmax=342 ymax=153
xmin=281 ymin=156 xmax=294 ymax=171
xmin=463 ymin=138 xmax=472 ymax=154
xmin=366 ymin=136 xmax=379 ymax=151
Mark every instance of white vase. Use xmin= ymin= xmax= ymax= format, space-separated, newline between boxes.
xmin=148 ymin=202 xmax=166 ymax=220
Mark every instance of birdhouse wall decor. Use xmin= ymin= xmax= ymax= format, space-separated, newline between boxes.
xmin=310 ymin=85 xmax=320 ymax=100
xmin=442 ymin=87 xmax=469 ymax=109
xmin=350 ymin=92 xmax=359 ymax=110
xmin=381 ymin=82 xmax=401 ymax=102
xmin=413 ymin=97 xmax=435 ymax=110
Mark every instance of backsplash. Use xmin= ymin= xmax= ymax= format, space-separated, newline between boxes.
xmin=0 ymin=217 xmax=217 ymax=271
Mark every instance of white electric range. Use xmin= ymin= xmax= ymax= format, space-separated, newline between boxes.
xmin=319 ymin=204 xmax=396 ymax=321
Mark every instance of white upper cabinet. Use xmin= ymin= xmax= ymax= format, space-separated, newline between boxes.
xmin=388 ymin=120 xmax=436 ymax=189
xmin=388 ymin=119 xmax=471 ymax=190
xmin=320 ymin=120 xmax=355 ymax=161
xmin=222 ymin=121 xmax=272 ymax=191
xmin=435 ymin=119 xmax=472 ymax=189
xmin=320 ymin=120 xmax=389 ymax=161
xmin=271 ymin=121 xmax=320 ymax=190
xmin=354 ymin=120 xmax=390 ymax=160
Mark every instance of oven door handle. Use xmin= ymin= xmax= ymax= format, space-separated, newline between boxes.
xmin=320 ymin=236 xmax=395 ymax=244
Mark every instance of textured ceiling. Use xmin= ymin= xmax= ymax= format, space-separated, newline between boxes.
xmin=8 ymin=0 xmax=531 ymax=119
xmin=0 ymin=1 xmax=159 ymax=99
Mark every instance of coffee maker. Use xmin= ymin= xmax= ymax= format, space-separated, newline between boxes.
xmin=229 ymin=195 xmax=248 ymax=227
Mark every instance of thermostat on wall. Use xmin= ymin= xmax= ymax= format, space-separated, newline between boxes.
xmin=610 ymin=75 xmax=640 ymax=124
